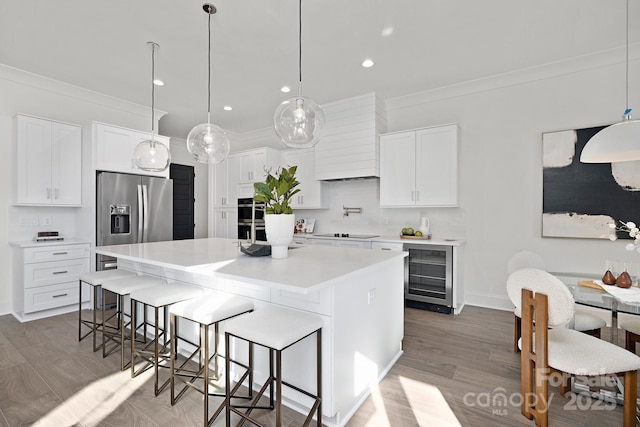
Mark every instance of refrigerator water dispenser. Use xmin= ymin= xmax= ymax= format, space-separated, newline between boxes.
xmin=110 ymin=204 xmax=130 ymax=234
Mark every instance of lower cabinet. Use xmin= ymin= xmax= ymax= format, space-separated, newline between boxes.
xmin=11 ymin=241 xmax=90 ymax=321
xmin=213 ymin=209 xmax=238 ymax=239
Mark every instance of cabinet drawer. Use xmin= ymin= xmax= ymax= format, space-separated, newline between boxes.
xmin=371 ymin=242 xmax=404 ymax=252
xmin=24 ymin=281 xmax=80 ymax=313
xmin=24 ymin=259 xmax=89 ymax=288
xmin=24 ymin=244 xmax=89 ymax=263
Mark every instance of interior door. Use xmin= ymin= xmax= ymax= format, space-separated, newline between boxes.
xmin=170 ymin=164 xmax=195 ymax=240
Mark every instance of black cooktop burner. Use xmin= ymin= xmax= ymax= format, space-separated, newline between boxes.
xmin=314 ymin=233 xmax=380 ymax=239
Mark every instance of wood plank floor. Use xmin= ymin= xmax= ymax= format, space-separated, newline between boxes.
xmin=0 ymin=305 xmax=632 ymax=426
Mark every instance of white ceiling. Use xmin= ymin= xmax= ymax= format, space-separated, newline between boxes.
xmin=0 ymin=0 xmax=636 ymax=139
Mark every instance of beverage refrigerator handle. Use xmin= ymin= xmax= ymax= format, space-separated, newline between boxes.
xmin=137 ymin=184 xmax=143 ymax=243
xmin=142 ymin=184 xmax=149 ymax=243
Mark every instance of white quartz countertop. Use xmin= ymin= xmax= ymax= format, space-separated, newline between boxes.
xmin=10 ymin=239 xmax=91 ymax=248
xmin=292 ymin=233 xmax=464 ymax=246
xmin=95 ymin=238 xmax=407 ymax=293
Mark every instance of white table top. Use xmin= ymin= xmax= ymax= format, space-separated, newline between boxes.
xmin=95 ymin=238 xmax=407 ymax=293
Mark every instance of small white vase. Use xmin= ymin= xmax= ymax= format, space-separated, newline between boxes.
xmin=265 ymin=213 xmax=295 ymax=259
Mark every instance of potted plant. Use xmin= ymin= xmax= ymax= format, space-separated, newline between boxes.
xmin=253 ymin=166 xmax=300 ymax=258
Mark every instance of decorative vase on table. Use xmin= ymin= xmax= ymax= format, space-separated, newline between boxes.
xmin=265 ymin=213 xmax=295 ymax=259
xmin=253 ymin=165 xmax=300 ymax=259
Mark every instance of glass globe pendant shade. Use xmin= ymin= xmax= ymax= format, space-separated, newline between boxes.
xmin=134 ymin=138 xmax=171 ymax=172
xmin=186 ymin=122 xmax=230 ymax=164
xmin=274 ymin=96 xmax=325 ymax=148
xmin=580 ymin=118 xmax=640 ymax=163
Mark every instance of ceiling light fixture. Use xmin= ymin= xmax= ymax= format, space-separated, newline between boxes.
xmin=273 ymin=0 xmax=325 ymax=149
xmin=281 ymin=86 xmax=291 ymax=93
xmin=581 ymin=0 xmax=640 ymax=163
xmin=153 ymin=79 xmax=164 ymax=86
xmin=134 ymin=42 xmax=171 ymax=172
xmin=223 ymin=105 xmax=232 ymax=111
xmin=362 ymin=59 xmax=374 ymax=68
xmin=186 ymin=3 xmax=230 ymax=164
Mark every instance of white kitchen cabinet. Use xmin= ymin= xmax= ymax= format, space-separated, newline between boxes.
xmin=15 ymin=115 xmax=82 ymax=206
xmin=371 ymin=241 xmax=404 ymax=252
xmin=213 ymin=154 xmax=239 ymax=207
xmin=11 ymin=241 xmax=90 ymax=321
xmin=237 ymin=148 xmax=281 ymax=183
xmin=93 ymin=122 xmax=170 ymax=178
xmin=213 ymin=209 xmax=238 ymax=238
xmin=311 ymin=238 xmax=371 ymax=249
xmin=380 ymin=124 xmax=458 ymax=207
xmin=282 ymin=149 xmax=328 ymax=209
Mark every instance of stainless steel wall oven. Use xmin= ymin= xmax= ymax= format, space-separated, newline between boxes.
xmin=237 ymin=197 xmax=266 ymax=241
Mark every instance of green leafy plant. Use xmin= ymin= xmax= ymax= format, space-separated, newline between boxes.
xmin=253 ymin=166 xmax=300 ymax=214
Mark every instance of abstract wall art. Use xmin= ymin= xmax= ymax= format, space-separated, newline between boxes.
xmin=542 ymin=125 xmax=640 ymax=239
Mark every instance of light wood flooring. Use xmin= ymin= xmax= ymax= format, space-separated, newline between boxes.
xmin=0 ymin=305 xmax=633 ymax=426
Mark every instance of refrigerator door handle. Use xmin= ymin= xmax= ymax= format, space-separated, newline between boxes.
xmin=142 ymin=184 xmax=149 ymax=243
xmin=137 ymin=184 xmax=144 ymax=243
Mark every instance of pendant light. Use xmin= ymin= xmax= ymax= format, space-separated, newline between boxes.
xmin=273 ymin=0 xmax=325 ymax=149
xmin=581 ymin=0 xmax=640 ymax=163
xmin=186 ymin=3 xmax=230 ymax=164
xmin=134 ymin=42 xmax=171 ymax=172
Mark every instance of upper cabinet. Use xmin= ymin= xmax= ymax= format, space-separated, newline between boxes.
xmin=236 ymin=148 xmax=280 ymax=184
xmin=93 ymin=122 xmax=170 ymax=178
xmin=380 ymin=124 xmax=458 ymax=207
xmin=282 ymin=148 xmax=329 ymax=209
xmin=15 ymin=114 xmax=82 ymax=206
xmin=213 ymin=154 xmax=239 ymax=208
xmin=314 ymin=93 xmax=387 ymax=180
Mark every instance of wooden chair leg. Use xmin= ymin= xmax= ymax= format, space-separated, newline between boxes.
xmin=626 ymin=331 xmax=638 ymax=353
xmin=514 ymin=315 xmax=521 ymax=353
xmin=623 ymin=370 xmax=637 ymax=427
xmin=557 ymin=370 xmax=572 ymax=396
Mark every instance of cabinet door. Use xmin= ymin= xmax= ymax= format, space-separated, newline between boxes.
xmin=51 ymin=122 xmax=82 ymax=205
xmin=226 ymin=155 xmax=240 ymax=206
xmin=283 ymin=149 xmax=327 ymax=209
xmin=379 ymin=132 xmax=416 ymax=207
xmin=238 ymin=152 xmax=254 ymax=182
xmin=95 ymin=124 xmax=135 ymax=173
xmin=16 ymin=116 xmax=52 ymax=204
xmin=213 ymin=160 xmax=228 ymax=207
xmin=415 ymin=125 xmax=458 ymax=207
xmin=214 ymin=209 xmax=238 ymax=238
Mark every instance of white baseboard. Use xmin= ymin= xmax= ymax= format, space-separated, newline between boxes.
xmin=464 ymin=293 xmax=513 ymax=312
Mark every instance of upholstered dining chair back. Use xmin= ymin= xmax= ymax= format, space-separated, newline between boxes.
xmin=506 ymin=268 xmax=574 ymax=328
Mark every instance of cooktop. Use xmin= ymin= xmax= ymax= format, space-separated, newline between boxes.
xmin=314 ymin=233 xmax=380 ymax=239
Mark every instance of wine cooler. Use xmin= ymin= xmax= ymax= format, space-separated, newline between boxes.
xmin=403 ymin=243 xmax=453 ymax=314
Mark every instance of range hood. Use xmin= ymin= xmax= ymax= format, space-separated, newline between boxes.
xmin=314 ymin=93 xmax=387 ymax=181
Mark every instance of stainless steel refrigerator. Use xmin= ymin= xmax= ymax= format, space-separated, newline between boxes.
xmin=96 ymin=171 xmax=173 ymax=270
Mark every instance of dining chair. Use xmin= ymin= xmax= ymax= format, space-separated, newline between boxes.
xmin=507 ymin=251 xmax=606 ymax=352
xmin=511 ymin=268 xmax=640 ymax=427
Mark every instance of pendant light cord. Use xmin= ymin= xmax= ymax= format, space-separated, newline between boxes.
xmin=207 ymin=7 xmax=212 ymax=125
xmin=151 ymin=43 xmax=156 ymax=137
xmin=298 ymin=0 xmax=302 ymax=97
xmin=626 ymin=0 xmax=630 ymax=116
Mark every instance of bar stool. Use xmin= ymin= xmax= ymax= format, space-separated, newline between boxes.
xmin=224 ymin=306 xmax=323 ymax=427
xmin=101 ymin=276 xmax=166 ymax=370
xmin=78 ymin=269 xmax=137 ymax=351
xmin=129 ymin=283 xmax=205 ymax=396
xmin=169 ymin=292 xmax=254 ymax=426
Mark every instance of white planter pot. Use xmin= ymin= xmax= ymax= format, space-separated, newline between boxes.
xmin=265 ymin=213 xmax=295 ymax=259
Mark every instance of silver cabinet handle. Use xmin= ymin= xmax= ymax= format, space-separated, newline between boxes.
xmin=52 ymin=293 xmax=68 ymax=298
xmin=52 ymin=252 xmax=68 ymax=255
xmin=52 ymin=271 xmax=68 ymax=275
xmin=381 ymin=248 xmax=391 ymax=251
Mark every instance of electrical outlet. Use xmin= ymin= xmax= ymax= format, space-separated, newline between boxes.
xmin=382 ymin=216 xmax=389 ymax=225
xmin=41 ymin=216 xmax=52 ymax=226
xmin=20 ymin=216 xmax=38 ymax=226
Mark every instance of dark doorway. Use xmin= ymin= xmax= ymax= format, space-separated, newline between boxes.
xmin=170 ymin=164 xmax=195 ymax=240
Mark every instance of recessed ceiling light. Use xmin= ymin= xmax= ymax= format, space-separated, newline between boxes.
xmin=223 ymin=105 xmax=233 ymax=111
xmin=381 ymin=26 xmax=394 ymax=37
xmin=153 ymin=79 xmax=164 ymax=86
xmin=281 ymin=86 xmax=291 ymax=93
xmin=362 ymin=59 xmax=374 ymax=68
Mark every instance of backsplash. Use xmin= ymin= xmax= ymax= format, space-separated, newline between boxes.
xmin=295 ymin=179 xmax=466 ymax=239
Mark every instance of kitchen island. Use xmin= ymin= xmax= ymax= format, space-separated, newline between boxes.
xmin=95 ymin=238 xmax=407 ymax=427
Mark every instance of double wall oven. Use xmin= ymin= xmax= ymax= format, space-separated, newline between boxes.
xmin=237 ymin=197 xmax=266 ymax=241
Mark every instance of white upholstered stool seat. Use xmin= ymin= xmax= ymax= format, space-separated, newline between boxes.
xmin=224 ymin=306 xmax=323 ymax=427
xmin=169 ymin=292 xmax=254 ymax=426
xmin=129 ymin=283 xmax=206 ymax=396
xmin=78 ymin=269 xmax=138 ymax=351
xmin=101 ymin=276 xmax=166 ymax=370
xmin=620 ymin=320 xmax=640 ymax=353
